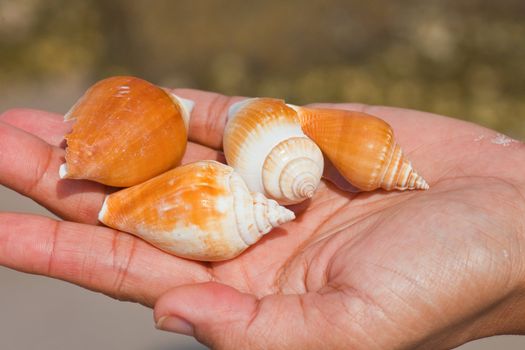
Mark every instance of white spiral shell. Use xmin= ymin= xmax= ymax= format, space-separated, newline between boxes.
xmin=223 ymin=98 xmax=324 ymax=205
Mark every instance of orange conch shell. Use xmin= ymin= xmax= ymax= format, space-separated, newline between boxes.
xmin=292 ymin=106 xmax=429 ymax=191
xmin=98 ymin=160 xmax=295 ymax=261
xmin=60 ymin=76 xmax=194 ymax=187
xmin=223 ymin=98 xmax=324 ymax=205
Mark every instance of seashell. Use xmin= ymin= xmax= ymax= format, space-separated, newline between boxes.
xmin=98 ymin=160 xmax=295 ymax=261
xmin=59 ymin=76 xmax=194 ymax=187
xmin=291 ymin=106 xmax=429 ymax=191
xmin=223 ymin=98 xmax=324 ymax=205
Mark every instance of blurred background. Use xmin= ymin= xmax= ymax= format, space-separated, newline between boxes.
xmin=1 ymin=0 xmax=524 ymax=349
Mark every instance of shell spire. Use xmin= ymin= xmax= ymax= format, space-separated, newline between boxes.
xmin=379 ymin=143 xmax=429 ymax=191
xmin=224 ymin=98 xmax=324 ymax=205
xmin=98 ymin=161 xmax=294 ymax=261
xmin=251 ymin=192 xmax=295 ymax=238
xmin=292 ymin=105 xmax=429 ymax=192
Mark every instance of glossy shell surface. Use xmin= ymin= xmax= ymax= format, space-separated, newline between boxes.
xmin=60 ymin=76 xmax=193 ymax=187
xmin=294 ymin=106 xmax=429 ymax=191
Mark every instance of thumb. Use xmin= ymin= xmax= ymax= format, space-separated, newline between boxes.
xmin=153 ymin=282 xmax=356 ymax=349
xmin=154 ymin=282 xmax=257 ymax=348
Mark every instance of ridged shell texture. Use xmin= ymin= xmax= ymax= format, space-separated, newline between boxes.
xmin=294 ymin=106 xmax=429 ymax=191
xmin=223 ymin=98 xmax=324 ymax=205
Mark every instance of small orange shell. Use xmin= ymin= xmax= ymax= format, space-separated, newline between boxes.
xmin=294 ymin=106 xmax=429 ymax=191
xmin=60 ymin=76 xmax=193 ymax=187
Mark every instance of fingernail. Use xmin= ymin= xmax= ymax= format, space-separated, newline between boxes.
xmin=156 ymin=315 xmax=194 ymax=336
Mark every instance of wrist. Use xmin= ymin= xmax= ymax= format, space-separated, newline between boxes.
xmin=414 ymin=290 xmax=525 ymax=350
xmin=464 ymin=256 xmax=525 ymax=340
xmin=470 ymin=289 xmax=525 ymax=337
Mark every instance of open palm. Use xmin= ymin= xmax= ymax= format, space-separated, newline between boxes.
xmin=1 ymin=89 xmax=525 ymax=349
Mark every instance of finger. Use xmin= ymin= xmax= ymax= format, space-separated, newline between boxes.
xmin=171 ymin=89 xmax=246 ymax=150
xmin=169 ymin=90 xmax=473 ymax=153
xmin=154 ymin=282 xmax=259 ymax=347
xmin=306 ymin=102 xmax=494 ymax=151
xmin=0 ymin=108 xmax=70 ymax=147
xmin=0 ymin=106 xmax=225 ymax=169
xmin=0 ymin=107 xmax=224 ymax=165
xmin=306 ymin=103 xmax=518 ymax=188
xmin=1 ymin=91 xmax=241 ymax=154
xmin=154 ymin=282 xmax=361 ymax=349
xmin=0 ymin=121 xmax=105 ymax=224
xmin=0 ymin=119 xmax=224 ymax=223
xmin=0 ymin=213 xmax=210 ymax=307
xmin=181 ymin=142 xmax=225 ymax=165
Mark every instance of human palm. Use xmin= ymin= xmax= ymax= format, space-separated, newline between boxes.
xmin=1 ymin=89 xmax=524 ymax=349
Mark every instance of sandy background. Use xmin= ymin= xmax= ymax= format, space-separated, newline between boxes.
xmin=1 ymin=1 xmax=524 ymax=349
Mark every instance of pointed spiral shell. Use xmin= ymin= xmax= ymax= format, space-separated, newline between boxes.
xmin=59 ymin=76 xmax=194 ymax=187
xmin=293 ymin=106 xmax=429 ymax=191
xmin=223 ymin=98 xmax=324 ymax=204
xmin=98 ymin=160 xmax=295 ymax=261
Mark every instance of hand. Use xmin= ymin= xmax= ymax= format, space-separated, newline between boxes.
xmin=1 ymin=91 xmax=525 ymax=350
